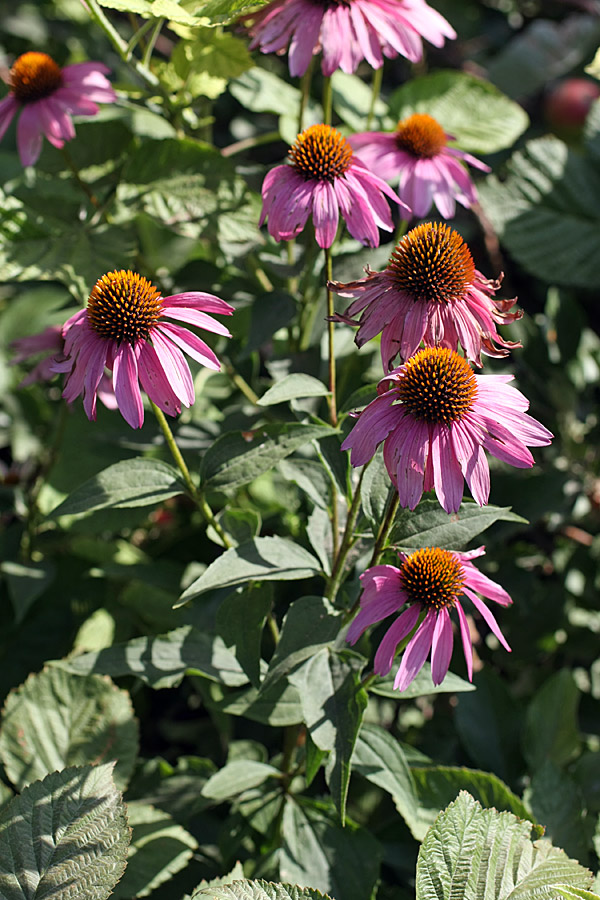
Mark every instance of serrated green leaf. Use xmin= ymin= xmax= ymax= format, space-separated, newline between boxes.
xmin=257 ymin=374 xmax=330 ymax=406
xmin=352 ymin=723 xmax=421 ymax=839
xmin=56 ymin=626 xmax=249 ymax=688
xmin=391 ymin=500 xmax=526 ymax=550
xmin=411 ymin=767 xmax=534 ymax=841
xmin=113 ymin=802 xmax=197 ymax=898
xmin=202 ymin=760 xmax=279 ymax=801
xmin=415 ymin=791 xmax=593 ymax=900
xmin=48 ymin=458 xmax=186 ymax=518
xmin=0 ymin=764 xmax=130 ymax=900
xmin=195 ymin=880 xmax=334 ymax=900
xmin=370 ymin=662 xmax=475 ymax=698
xmin=479 ymin=136 xmax=600 ymax=289
xmin=201 ymin=423 xmax=336 ymax=491
xmin=388 ymin=70 xmax=528 ymax=153
xmin=181 ymin=0 xmax=269 ymax=24
xmin=0 ymin=668 xmax=138 ymax=791
xmin=178 ymin=537 xmax=322 ymax=602
xmin=171 ymin=32 xmax=252 ymax=98
xmin=523 ymin=670 xmax=581 ymax=769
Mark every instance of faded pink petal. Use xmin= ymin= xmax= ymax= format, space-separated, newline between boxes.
xmin=430 ymin=607 xmax=453 ymax=685
xmin=394 ymin=610 xmax=436 ymax=690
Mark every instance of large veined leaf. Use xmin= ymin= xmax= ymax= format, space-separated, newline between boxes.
xmin=178 ymin=537 xmax=322 ymax=602
xmin=479 ymin=136 xmax=600 ymax=289
xmin=57 ymin=626 xmax=249 ymax=689
xmin=200 ymin=423 xmax=336 ymax=491
xmin=388 ymin=70 xmax=528 ymax=153
xmin=194 ymin=881 xmax=334 ymax=900
xmin=48 ymin=458 xmax=186 ymax=518
xmin=391 ymin=501 xmax=525 ymax=550
xmin=0 ymin=667 xmax=138 ymax=791
xmin=112 ymin=802 xmax=197 ymax=899
xmin=371 ymin=663 xmax=475 ymax=699
xmin=415 ymin=791 xmax=593 ymax=900
xmin=0 ymin=764 xmax=131 ymax=900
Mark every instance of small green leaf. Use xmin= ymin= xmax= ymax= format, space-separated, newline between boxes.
xmin=0 ymin=560 xmax=55 ymax=624
xmin=201 ymin=423 xmax=336 ymax=491
xmin=388 ymin=70 xmax=529 ymax=153
xmin=415 ymin=791 xmax=593 ymax=900
xmin=370 ymin=663 xmax=475 ymax=698
xmin=0 ymin=764 xmax=131 ymax=900
xmin=56 ymin=626 xmax=249 ymax=689
xmin=48 ymin=459 xmax=185 ymax=518
xmin=217 ymin=680 xmax=304 ymax=727
xmin=523 ymin=670 xmax=581 ymax=769
xmin=202 ymin=761 xmax=279 ymax=801
xmin=113 ymin=802 xmax=197 ymax=899
xmin=0 ymin=668 xmax=138 ymax=791
xmin=258 ymin=374 xmax=330 ymax=406
xmin=360 ymin=450 xmax=392 ymax=531
xmin=391 ymin=500 xmax=526 ymax=550
xmin=178 ymin=537 xmax=322 ymax=602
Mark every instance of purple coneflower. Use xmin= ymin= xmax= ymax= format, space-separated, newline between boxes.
xmin=350 ymin=113 xmax=490 ymax=218
xmin=341 ymin=346 xmax=553 ymax=514
xmin=243 ymin=0 xmax=455 ymax=77
xmin=260 ymin=124 xmax=408 ymax=248
xmin=52 ymin=270 xmax=233 ymax=429
xmin=331 ymin=222 xmax=521 ymax=369
xmin=0 ymin=52 xmax=116 ymax=166
xmin=347 ymin=546 xmax=512 ymax=690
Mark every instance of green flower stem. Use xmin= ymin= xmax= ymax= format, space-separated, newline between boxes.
xmin=125 ymin=16 xmax=157 ymax=57
xmin=325 ymin=463 xmax=369 ymax=601
xmin=298 ymin=58 xmax=314 ymax=133
xmin=223 ymin=362 xmax=261 ymax=406
xmin=60 ymin=146 xmax=99 ymax=209
xmin=370 ymin=490 xmax=400 ymax=567
xmin=221 ymin=130 xmax=281 ymax=158
xmin=366 ymin=64 xmax=383 ymax=131
xmin=84 ymin=0 xmax=160 ymax=87
xmin=324 ymin=246 xmax=337 ymax=427
xmin=150 ymin=401 xmax=233 ymax=549
xmin=322 ymin=75 xmax=333 ymax=125
xmin=142 ymin=17 xmax=165 ymax=67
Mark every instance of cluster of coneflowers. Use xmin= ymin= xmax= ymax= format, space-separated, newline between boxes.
xmin=5 ymin=0 xmax=552 ymax=692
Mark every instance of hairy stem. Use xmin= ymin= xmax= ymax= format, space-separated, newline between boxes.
xmin=151 ymin=401 xmax=232 ymax=548
xmin=325 ymin=463 xmax=369 ymax=601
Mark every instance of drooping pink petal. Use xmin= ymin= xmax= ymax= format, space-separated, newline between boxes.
xmin=162 ymin=293 xmax=234 ymax=316
xmin=158 ymin=322 xmax=221 ymax=371
xmin=393 ymin=609 xmax=436 ymax=691
xmin=451 ymin=419 xmax=490 ymax=507
xmin=463 ymin=588 xmax=511 ymax=651
xmin=113 ymin=342 xmax=144 ymax=428
xmin=312 ymin=180 xmax=339 ymax=248
xmin=138 ymin=341 xmax=183 ymax=418
xmin=430 ymin=607 xmax=454 ymax=686
xmin=373 ymin=604 xmax=421 ymax=675
xmin=431 ymin=423 xmax=464 ymax=514
xmin=462 ymin=563 xmax=513 ymax=607
xmin=341 ymin=392 xmax=400 ymax=466
xmin=16 ymin=104 xmax=44 ymax=166
xmin=455 ymin=600 xmax=473 ymax=682
xmin=150 ymin=328 xmax=195 ymax=407
xmin=0 ymin=95 xmax=18 ymax=141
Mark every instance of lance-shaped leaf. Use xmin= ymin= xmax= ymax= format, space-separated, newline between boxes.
xmin=200 ymin=423 xmax=336 ymax=491
xmin=0 ymin=667 xmax=138 ymax=791
xmin=257 ymin=375 xmax=330 ymax=407
xmin=415 ymin=791 xmax=593 ymax=900
xmin=178 ymin=537 xmax=322 ymax=603
xmin=48 ymin=459 xmax=186 ymax=518
xmin=391 ymin=500 xmax=526 ymax=550
xmin=0 ymin=764 xmax=130 ymax=900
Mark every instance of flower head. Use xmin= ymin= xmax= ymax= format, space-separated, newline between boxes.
xmin=341 ymin=346 xmax=553 ymax=513
xmin=52 ymin=270 xmax=233 ymax=429
xmin=331 ymin=222 xmax=522 ymax=369
xmin=350 ymin=113 xmax=490 ymax=218
xmin=260 ymin=124 xmax=409 ymax=248
xmin=0 ymin=52 xmax=116 ymax=166
xmin=347 ymin=545 xmax=512 ymax=690
xmin=242 ymin=0 xmax=455 ymax=78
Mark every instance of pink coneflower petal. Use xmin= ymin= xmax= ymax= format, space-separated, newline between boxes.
xmin=242 ymin=0 xmax=455 ymax=77
xmin=45 ymin=270 xmax=231 ymax=428
xmin=374 ymin=603 xmax=421 ymax=675
xmin=342 ymin=347 xmax=552 ymax=513
xmin=260 ymin=125 xmax=404 ymax=249
xmin=331 ymin=222 xmax=522 ymax=371
xmin=2 ymin=51 xmax=116 ymax=166
xmin=394 ymin=609 xmax=436 ymax=690
xmin=348 ymin=546 xmax=512 ymax=692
